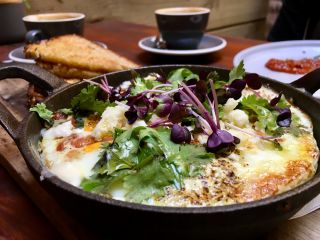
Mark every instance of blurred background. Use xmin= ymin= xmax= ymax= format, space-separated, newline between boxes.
xmin=22 ymin=0 xmax=281 ymax=40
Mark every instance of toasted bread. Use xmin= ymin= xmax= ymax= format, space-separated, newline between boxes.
xmin=36 ymin=61 xmax=104 ymax=79
xmin=24 ymin=35 xmax=138 ymax=74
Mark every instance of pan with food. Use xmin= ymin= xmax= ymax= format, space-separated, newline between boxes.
xmin=0 ymin=63 xmax=320 ymax=239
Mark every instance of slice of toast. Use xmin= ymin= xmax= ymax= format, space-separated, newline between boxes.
xmin=36 ymin=61 xmax=104 ymax=79
xmin=25 ymin=35 xmax=138 ymax=73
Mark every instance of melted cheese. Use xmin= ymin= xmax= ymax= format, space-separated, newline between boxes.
xmin=41 ymin=126 xmax=103 ymax=187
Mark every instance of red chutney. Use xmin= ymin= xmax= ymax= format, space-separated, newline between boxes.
xmin=265 ymin=58 xmax=320 ymax=74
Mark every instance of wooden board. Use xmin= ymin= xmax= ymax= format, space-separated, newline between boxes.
xmin=0 ymin=99 xmax=89 ymax=240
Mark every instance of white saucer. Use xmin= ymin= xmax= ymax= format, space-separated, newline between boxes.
xmin=8 ymin=41 xmax=108 ymax=64
xmin=9 ymin=47 xmax=36 ymax=64
xmin=138 ymin=34 xmax=227 ymax=56
xmin=233 ymin=40 xmax=320 ymax=84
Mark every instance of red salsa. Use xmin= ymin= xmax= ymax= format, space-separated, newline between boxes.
xmin=265 ymin=58 xmax=320 ymax=74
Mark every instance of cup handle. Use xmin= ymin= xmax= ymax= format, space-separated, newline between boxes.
xmin=0 ymin=63 xmax=67 ymax=140
xmin=25 ymin=29 xmax=48 ymax=43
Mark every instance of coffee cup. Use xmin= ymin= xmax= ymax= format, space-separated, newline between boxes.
xmin=155 ymin=7 xmax=210 ymax=49
xmin=22 ymin=12 xmax=85 ymax=43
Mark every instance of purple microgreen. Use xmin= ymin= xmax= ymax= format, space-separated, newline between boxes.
xmin=229 ymin=79 xmax=246 ymax=91
xmin=180 ymin=83 xmax=217 ymax=131
xmin=270 ymin=92 xmax=283 ymax=107
xmin=142 ymin=89 xmax=166 ymax=95
xmin=83 ymin=79 xmax=101 ymax=87
xmin=170 ymin=124 xmax=191 ymax=144
xmin=155 ymin=102 xmax=173 ymax=117
xmin=189 ymin=108 xmax=212 ymax=135
xmin=101 ymin=75 xmax=112 ymax=94
xmin=125 ymin=107 xmax=138 ymax=124
xmin=207 ymin=129 xmax=238 ymax=153
xmin=225 ymin=123 xmax=278 ymax=140
xmin=277 ymin=108 xmax=292 ymax=127
xmin=216 ymin=88 xmax=229 ymax=105
xmin=168 ymin=103 xmax=189 ymax=123
xmin=216 ymin=129 xmax=234 ymax=143
xmin=154 ymin=95 xmax=174 ymax=115
xmin=152 ymin=83 xmax=172 ymax=90
xmin=161 ymin=84 xmax=196 ymax=96
xmin=209 ymin=79 xmax=220 ymax=129
xmin=149 ymin=118 xmax=168 ymax=128
xmin=228 ymin=88 xmax=242 ymax=100
xmin=244 ymin=73 xmax=262 ymax=90
xmin=135 ymin=105 xmax=148 ymax=119
xmin=194 ymin=80 xmax=207 ymax=102
xmin=206 ymin=95 xmax=216 ymax=126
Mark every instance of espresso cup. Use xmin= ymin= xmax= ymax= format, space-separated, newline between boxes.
xmin=23 ymin=12 xmax=85 ymax=43
xmin=155 ymin=7 xmax=210 ymax=49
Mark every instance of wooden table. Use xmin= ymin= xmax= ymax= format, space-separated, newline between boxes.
xmin=0 ymin=21 xmax=319 ymax=240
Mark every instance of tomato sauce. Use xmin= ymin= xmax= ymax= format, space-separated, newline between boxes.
xmin=265 ymin=58 xmax=320 ymax=74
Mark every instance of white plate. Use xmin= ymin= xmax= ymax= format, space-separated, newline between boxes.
xmin=233 ymin=40 xmax=320 ymax=84
xmin=8 ymin=41 xmax=108 ymax=64
xmin=138 ymin=34 xmax=227 ymax=56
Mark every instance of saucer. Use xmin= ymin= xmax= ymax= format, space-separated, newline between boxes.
xmin=9 ymin=46 xmax=36 ymax=64
xmin=138 ymin=34 xmax=227 ymax=56
xmin=8 ymin=41 xmax=108 ymax=64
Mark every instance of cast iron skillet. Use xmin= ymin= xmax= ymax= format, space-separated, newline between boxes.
xmin=1 ymin=63 xmax=320 ymax=239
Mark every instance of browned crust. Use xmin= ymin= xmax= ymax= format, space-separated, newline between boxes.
xmin=241 ymin=160 xmax=314 ymax=201
xmin=24 ymin=34 xmax=138 ymax=73
xmin=36 ymin=61 xmax=103 ymax=79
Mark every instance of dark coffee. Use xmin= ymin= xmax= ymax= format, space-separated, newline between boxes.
xmin=23 ymin=13 xmax=85 ymax=43
xmin=35 ymin=14 xmax=79 ymax=21
xmin=155 ymin=7 xmax=210 ymax=49
xmin=156 ymin=7 xmax=209 ymax=14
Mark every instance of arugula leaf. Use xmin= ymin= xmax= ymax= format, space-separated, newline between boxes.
xmin=229 ymin=60 xmax=245 ymax=82
xmin=131 ymin=75 xmax=161 ymax=95
xmin=168 ymin=68 xmax=199 ymax=88
xmin=240 ymin=95 xmax=278 ymax=132
xmin=30 ymin=103 xmax=53 ymax=124
xmin=71 ymin=85 xmax=109 ymax=115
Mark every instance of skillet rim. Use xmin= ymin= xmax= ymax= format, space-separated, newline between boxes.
xmin=19 ymin=64 xmax=320 ymax=214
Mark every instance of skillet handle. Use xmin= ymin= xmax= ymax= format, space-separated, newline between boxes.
xmin=0 ymin=63 xmax=67 ymax=140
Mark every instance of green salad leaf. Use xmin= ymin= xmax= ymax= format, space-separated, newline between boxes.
xmin=123 ymin=160 xmax=176 ymax=202
xmin=229 ymin=60 xmax=245 ymax=82
xmin=59 ymin=108 xmax=73 ymax=115
xmin=30 ymin=103 xmax=53 ymax=124
xmin=168 ymin=144 xmax=214 ymax=177
xmin=81 ymin=126 xmax=214 ymax=203
xmin=131 ymin=75 xmax=162 ymax=96
xmin=71 ymin=85 xmax=109 ymax=115
xmin=168 ymin=68 xmax=199 ymax=88
xmin=239 ymin=94 xmax=278 ymax=133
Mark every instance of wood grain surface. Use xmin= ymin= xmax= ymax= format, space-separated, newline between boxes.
xmin=26 ymin=0 xmax=268 ymax=39
xmin=0 ymin=21 xmax=319 ymax=240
